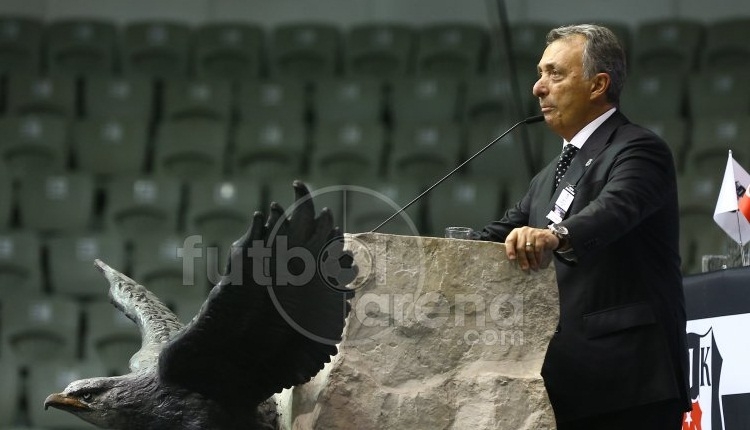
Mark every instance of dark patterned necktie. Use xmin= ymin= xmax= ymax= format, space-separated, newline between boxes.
xmin=554 ymin=144 xmax=579 ymax=190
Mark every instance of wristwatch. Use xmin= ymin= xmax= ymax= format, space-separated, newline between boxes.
xmin=548 ymin=223 xmax=570 ymax=251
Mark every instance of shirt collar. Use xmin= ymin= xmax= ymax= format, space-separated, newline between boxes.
xmin=563 ymin=107 xmax=617 ymax=149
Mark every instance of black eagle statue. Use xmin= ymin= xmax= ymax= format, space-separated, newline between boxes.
xmin=44 ymin=181 xmax=355 ymax=429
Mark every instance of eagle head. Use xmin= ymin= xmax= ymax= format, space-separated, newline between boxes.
xmin=44 ymin=375 xmax=140 ymax=429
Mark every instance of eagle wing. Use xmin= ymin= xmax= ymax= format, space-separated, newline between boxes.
xmin=94 ymin=260 xmax=185 ymax=372
xmin=157 ymin=181 xmax=354 ymax=406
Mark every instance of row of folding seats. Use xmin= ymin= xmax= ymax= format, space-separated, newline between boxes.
xmin=620 ymin=69 xmax=750 ymax=120
xmin=2 ymin=15 xmax=750 ymax=81
xmin=0 ymin=110 xmax=742 ymax=204
xmin=0 ymin=115 xmax=539 ymax=183
xmin=0 ymin=293 xmax=198 ymax=364
xmin=0 ymin=170 xmax=730 ymax=291
xmin=2 ymin=69 xmax=747 ymax=143
xmin=0 ymin=17 xmax=545 ymax=81
xmin=0 ymin=74 xmax=541 ymax=124
xmin=1 ymin=110 xmax=744 ymax=188
xmin=4 ymin=52 xmax=748 ymax=137
xmin=0 ymin=173 xmax=514 ymax=294
xmin=0 ymin=293 xmax=203 ymax=428
xmin=1 ymin=357 xmax=100 ymax=428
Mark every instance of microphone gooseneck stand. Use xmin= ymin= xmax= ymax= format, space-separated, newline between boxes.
xmin=370 ymin=114 xmax=544 ymax=233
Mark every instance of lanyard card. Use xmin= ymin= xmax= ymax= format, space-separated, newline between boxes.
xmin=547 ymin=185 xmax=575 ymax=224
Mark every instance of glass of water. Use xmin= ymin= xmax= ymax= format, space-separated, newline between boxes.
xmin=445 ymin=226 xmax=473 ymax=239
xmin=701 ymin=254 xmax=728 ymax=272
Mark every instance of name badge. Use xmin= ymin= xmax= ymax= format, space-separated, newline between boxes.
xmin=546 ymin=185 xmax=575 ymax=224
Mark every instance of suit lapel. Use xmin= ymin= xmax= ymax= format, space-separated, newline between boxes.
xmin=541 ymin=111 xmax=629 ymax=223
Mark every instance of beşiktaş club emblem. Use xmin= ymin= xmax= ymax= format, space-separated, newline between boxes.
xmin=684 ymin=328 xmax=723 ymax=430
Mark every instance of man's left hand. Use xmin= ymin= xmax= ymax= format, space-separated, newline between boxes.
xmin=505 ymin=226 xmax=559 ymax=271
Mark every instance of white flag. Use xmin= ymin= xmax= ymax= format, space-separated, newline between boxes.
xmin=713 ymin=150 xmax=750 ymax=245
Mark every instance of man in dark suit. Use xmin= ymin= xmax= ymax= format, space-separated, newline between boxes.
xmin=473 ymin=24 xmax=690 ymax=429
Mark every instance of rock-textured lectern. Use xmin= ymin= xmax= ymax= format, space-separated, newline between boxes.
xmin=285 ymin=233 xmax=560 ymax=430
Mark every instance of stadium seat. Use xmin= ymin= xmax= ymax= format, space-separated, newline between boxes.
xmin=636 ymin=117 xmax=690 ymax=172
xmin=270 ymin=23 xmax=341 ymax=79
xmin=677 ymin=175 xmax=726 ymax=273
xmin=0 ymin=166 xmax=12 ymax=229
xmin=71 ymin=117 xmax=149 ymax=178
xmin=84 ymin=300 xmax=140 ymax=375
xmin=194 ymin=22 xmax=265 ymax=81
xmin=237 ymin=79 xmax=308 ymax=122
xmin=122 ymin=21 xmax=191 ymax=80
xmin=489 ymin=21 xmax=552 ymax=78
xmin=46 ymin=233 xmax=125 ymax=297
xmin=0 ymin=115 xmax=69 ymax=179
xmin=620 ymin=71 xmax=687 ymax=119
xmin=478 ymin=53 xmax=539 ymax=117
xmin=185 ymin=178 xmax=262 ymax=246
xmin=415 ymin=23 xmax=487 ymax=77
xmin=131 ymin=234 xmax=212 ymax=306
xmin=345 ymin=23 xmax=414 ymax=78
xmin=162 ymin=78 xmax=233 ymax=121
xmin=591 ymin=20 xmax=631 ymax=53
xmin=0 ymin=230 xmax=42 ymax=297
xmin=688 ymin=70 xmax=750 ymax=118
xmin=0 ymin=16 xmax=42 ymax=76
xmin=389 ymin=76 xmax=461 ymax=124
xmin=343 ymin=180 xmax=424 ymax=235
xmin=463 ymin=75 xmax=520 ymax=124
xmin=104 ymin=176 xmax=183 ymax=241
xmin=389 ymin=122 xmax=462 ymax=185
xmin=6 ymin=74 xmax=76 ymax=118
xmin=631 ymin=19 xmax=703 ymax=73
xmin=426 ymin=178 xmax=502 ymax=236
xmin=17 ymin=173 xmax=95 ymax=233
xmin=26 ymin=360 xmax=103 ymax=428
xmin=701 ymin=18 xmax=750 ymax=72
xmin=1 ymin=295 xmax=80 ymax=364
xmin=45 ymin=19 xmax=117 ymax=77
xmin=0 ymin=358 xmax=20 ymax=427
xmin=153 ymin=119 xmax=229 ymax=181
xmin=172 ymin=296 xmax=204 ymax=324
xmin=678 ymin=174 xmax=721 ymax=216
xmin=465 ymin=118 xmax=532 ymax=181
xmin=265 ymin=178 xmax=344 ymax=227
xmin=310 ymin=121 xmax=386 ymax=181
xmin=83 ymin=74 xmax=154 ymax=119
xmin=687 ymin=115 xmax=750 ymax=178
xmin=231 ymin=119 xmax=308 ymax=179
xmin=312 ymin=77 xmax=384 ymax=123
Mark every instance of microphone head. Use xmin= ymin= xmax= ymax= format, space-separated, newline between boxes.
xmin=524 ymin=114 xmax=545 ymax=124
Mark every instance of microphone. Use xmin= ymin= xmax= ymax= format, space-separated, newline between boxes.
xmin=370 ymin=114 xmax=545 ymax=233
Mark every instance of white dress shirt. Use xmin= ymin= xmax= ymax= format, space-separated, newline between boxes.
xmin=563 ymin=107 xmax=617 ymax=150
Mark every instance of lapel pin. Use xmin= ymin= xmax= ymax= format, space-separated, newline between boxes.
xmin=585 ymin=159 xmax=593 ymax=167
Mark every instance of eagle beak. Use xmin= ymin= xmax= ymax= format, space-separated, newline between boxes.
xmin=44 ymin=393 xmax=89 ymax=411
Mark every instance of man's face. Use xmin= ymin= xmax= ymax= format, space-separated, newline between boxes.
xmin=532 ymin=34 xmax=598 ymax=141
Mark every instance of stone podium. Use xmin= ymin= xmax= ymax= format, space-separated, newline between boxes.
xmin=282 ymin=233 xmax=560 ymax=430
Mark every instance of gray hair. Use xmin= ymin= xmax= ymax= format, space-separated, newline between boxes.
xmin=547 ymin=24 xmax=627 ymax=104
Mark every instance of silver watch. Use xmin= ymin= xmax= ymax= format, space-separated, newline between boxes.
xmin=548 ymin=223 xmax=570 ymax=250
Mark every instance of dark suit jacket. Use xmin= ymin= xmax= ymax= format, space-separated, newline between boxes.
xmin=476 ymin=111 xmax=690 ymax=422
